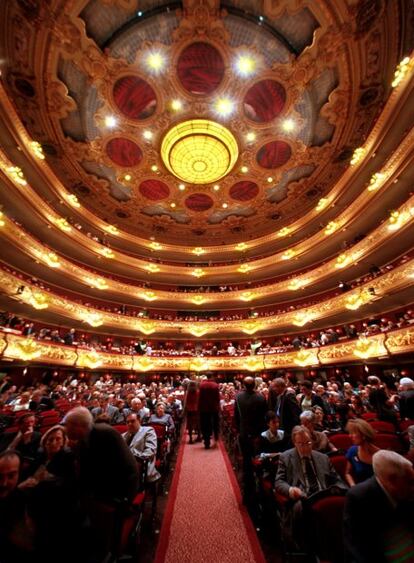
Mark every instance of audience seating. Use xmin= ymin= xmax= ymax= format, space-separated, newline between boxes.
xmin=328 ymin=433 xmax=353 ymax=451
xmin=374 ymin=433 xmax=405 ymax=453
xmin=308 ymin=495 xmax=346 ymax=563
xmin=369 ymin=420 xmax=396 ymax=433
xmin=330 ymin=454 xmax=348 ymax=482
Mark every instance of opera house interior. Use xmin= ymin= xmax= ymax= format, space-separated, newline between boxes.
xmin=1 ymin=0 xmax=414 ymax=562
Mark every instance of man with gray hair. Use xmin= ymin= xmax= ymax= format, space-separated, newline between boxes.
xmin=398 ymin=377 xmax=414 ymax=420
xmin=344 ymin=450 xmax=414 ymax=562
xmin=299 ymin=410 xmax=337 ymax=453
xmin=64 ymin=407 xmax=139 ymax=503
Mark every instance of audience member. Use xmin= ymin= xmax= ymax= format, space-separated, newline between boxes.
xmin=344 ymin=450 xmax=414 ymax=562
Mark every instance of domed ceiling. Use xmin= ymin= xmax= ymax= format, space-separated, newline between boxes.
xmin=1 ymin=0 xmax=402 ymax=245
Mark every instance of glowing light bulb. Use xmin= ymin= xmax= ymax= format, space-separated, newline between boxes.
xmin=282 ymin=119 xmax=295 ymax=132
xmin=151 ymin=165 xmax=158 ymax=172
xmin=147 ymin=52 xmax=165 ymax=71
xmin=246 ymin=132 xmax=256 ymax=142
xmin=143 ymin=130 xmax=153 ymax=140
xmin=105 ymin=116 xmax=117 ymax=128
xmin=236 ymin=56 xmax=256 ymax=76
xmin=171 ymin=99 xmax=183 ymax=111
xmin=215 ymin=98 xmax=234 ymax=116
xmin=179 ymin=184 xmax=186 ymax=191
xmin=241 ymin=166 xmax=249 ymax=173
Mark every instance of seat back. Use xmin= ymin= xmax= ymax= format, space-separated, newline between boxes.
xmin=309 ymin=495 xmax=346 ymax=562
xmin=329 ymin=433 xmax=352 ymax=451
xmin=369 ymin=420 xmax=396 ymax=434
xmin=374 ymin=433 xmax=405 ymax=453
xmin=330 ymin=454 xmax=348 ymax=482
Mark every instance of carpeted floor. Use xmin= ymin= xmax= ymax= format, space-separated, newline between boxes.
xmin=154 ymin=439 xmax=266 ymax=563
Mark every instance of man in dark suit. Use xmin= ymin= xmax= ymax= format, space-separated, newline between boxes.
xmin=269 ymin=378 xmax=301 ymax=441
xmin=234 ymin=376 xmax=267 ymax=503
xmin=64 ymin=406 xmax=140 ymax=561
xmin=344 ymin=450 xmax=414 ymax=563
xmin=398 ymin=377 xmax=414 ymax=420
xmin=198 ymin=374 xmax=220 ymax=449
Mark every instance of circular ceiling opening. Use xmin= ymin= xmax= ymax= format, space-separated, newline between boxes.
xmin=106 ymin=138 xmax=143 ymax=167
xmin=113 ymin=76 xmax=157 ymax=120
xmin=256 ymin=140 xmax=291 ymax=168
xmin=161 ymin=119 xmax=239 ymax=185
xmin=185 ymin=193 xmax=214 ymax=211
xmin=243 ymin=80 xmax=286 ymax=122
xmin=177 ymin=42 xmax=225 ymax=95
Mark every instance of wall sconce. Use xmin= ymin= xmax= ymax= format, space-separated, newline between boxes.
xmin=278 ymin=227 xmax=291 ymax=237
xmin=191 ymin=268 xmax=205 ymax=278
xmin=99 ymin=247 xmax=115 ymax=259
xmin=391 ymin=56 xmax=411 ymax=88
xmin=83 ymin=313 xmax=104 ymax=328
xmin=292 ymin=311 xmax=314 ymax=326
xmin=16 ymin=338 xmax=41 ymax=361
xmin=288 ymin=278 xmax=308 ymax=291
xmin=105 ymin=225 xmax=119 ymax=236
xmin=192 ymin=247 xmax=205 ymax=256
xmin=294 ymin=349 xmax=318 ymax=367
xmin=55 ymin=218 xmax=71 ymax=232
xmin=325 ymin=221 xmax=339 ymax=235
xmin=43 ymin=252 xmax=60 ymax=268
xmin=350 ymin=147 xmax=365 ymax=166
xmin=187 ymin=325 xmax=209 ymax=337
xmin=30 ymin=141 xmax=45 ymax=160
xmin=282 ymin=249 xmax=296 ymax=260
xmin=67 ymin=194 xmax=80 ymax=208
xmin=191 ymin=295 xmax=206 ymax=305
xmin=367 ymin=172 xmax=385 ymax=191
xmin=145 ymin=263 xmax=160 ymax=273
xmin=235 ymin=242 xmax=248 ymax=251
xmin=238 ymin=264 xmax=251 ymax=274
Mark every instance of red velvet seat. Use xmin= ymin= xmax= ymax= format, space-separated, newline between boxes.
xmin=112 ymin=424 xmax=128 ymax=434
xmin=330 ymin=454 xmax=348 ymax=482
xmin=329 ymin=433 xmax=353 ymax=451
xmin=361 ymin=412 xmax=378 ymax=421
xmin=374 ymin=433 xmax=405 ymax=453
xmin=369 ymin=420 xmax=396 ymax=433
xmin=400 ymin=419 xmax=414 ymax=432
xmin=309 ymin=495 xmax=346 ymax=562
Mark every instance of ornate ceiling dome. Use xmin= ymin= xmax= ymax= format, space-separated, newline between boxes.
xmin=1 ymin=0 xmax=400 ymax=247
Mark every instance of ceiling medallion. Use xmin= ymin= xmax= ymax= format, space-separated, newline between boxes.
xmin=161 ymin=119 xmax=239 ymax=185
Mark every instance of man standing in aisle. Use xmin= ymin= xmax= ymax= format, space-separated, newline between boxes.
xmin=234 ymin=376 xmax=267 ymax=505
xmin=198 ymin=374 xmax=220 ymax=449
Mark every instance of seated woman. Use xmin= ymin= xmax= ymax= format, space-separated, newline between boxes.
xmin=259 ymin=411 xmax=286 ymax=454
xmin=311 ymin=405 xmax=327 ymax=431
xmin=19 ymin=425 xmax=75 ymax=488
xmin=344 ymin=418 xmax=379 ymax=487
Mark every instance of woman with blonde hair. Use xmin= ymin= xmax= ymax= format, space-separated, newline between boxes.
xmin=344 ymin=418 xmax=379 ymax=487
xmin=19 ymin=425 xmax=75 ymax=488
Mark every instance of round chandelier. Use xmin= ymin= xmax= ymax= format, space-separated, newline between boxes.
xmin=161 ymin=119 xmax=239 ymax=185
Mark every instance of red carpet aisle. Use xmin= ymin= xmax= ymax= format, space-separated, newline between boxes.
xmin=154 ymin=440 xmax=266 ymax=563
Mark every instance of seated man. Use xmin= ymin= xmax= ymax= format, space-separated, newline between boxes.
xmin=299 ymin=410 xmax=337 ymax=453
xmin=275 ymin=426 xmax=346 ymax=551
xmin=2 ymin=414 xmax=41 ymax=474
xmin=122 ymin=413 xmax=160 ymax=484
xmin=344 ymin=450 xmax=414 ymax=563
